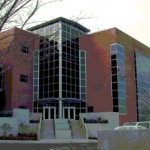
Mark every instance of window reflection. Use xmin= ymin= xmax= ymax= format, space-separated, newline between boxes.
xmin=110 ymin=44 xmax=126 ymax=114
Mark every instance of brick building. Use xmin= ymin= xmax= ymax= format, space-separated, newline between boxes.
xmin=0 ymin=27 xmax=39 ymax=111
xmin=80 ymin=28 xmax=150 ymax=124
xmin=0 ymin=18 xmax=150 ymax=125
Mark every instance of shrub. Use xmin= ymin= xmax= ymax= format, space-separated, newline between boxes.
xmin=1 ymin=123 xmax=13 ymax=136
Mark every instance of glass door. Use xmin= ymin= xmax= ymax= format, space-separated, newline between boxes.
xmin=63 ymin=107 xmax=75 ymax=119
xmin=43 ymin=107 xmax=56 ymax=119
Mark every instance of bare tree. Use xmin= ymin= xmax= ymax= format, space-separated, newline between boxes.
xmin=0 ymin=0 xmax=62 ymax=32
xmin=0 ymin=0 xmax=63 ymax=111
xmin=0 ymin=0 xmax=63 ymax=67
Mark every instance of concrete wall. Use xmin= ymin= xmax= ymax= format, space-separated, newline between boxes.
xmin=97 ymin=130 xmax=150 ymax=150
xmin=13 ymin=108 xmax=29 ymax=125
xmin=30 ymin=112 xmax=42 ymax=120
xmin=0 ymin=117 xmax=18 ymax=136
xmin=80 ymin=112 xmax=119 ymax=138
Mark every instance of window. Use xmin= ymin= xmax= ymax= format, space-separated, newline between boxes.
xmin=20 ymin=75 xmax=28 ymax=83
xmin=21 ymin=45 xmax=29 ymax=53
xmin=88 ymin=106 xmax=93 ymax=112
xmin=110 ymin=44 xmax=126 ymax=114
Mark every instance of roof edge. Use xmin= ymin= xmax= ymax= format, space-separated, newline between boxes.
xmin=27 ymin=17 xmax=90 ymax=33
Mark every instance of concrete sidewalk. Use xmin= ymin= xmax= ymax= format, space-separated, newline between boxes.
xmin=0 ymin=139 xmax=97 ymax=143
xmin=0 ymin=139 xmax=98 ymax=150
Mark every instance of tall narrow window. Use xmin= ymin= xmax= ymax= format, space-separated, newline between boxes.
xmin=110 ymin=44 xmax=126 ymax=114
xmin=79 ymin=50 xmax=86 ymax=100
xmin=33 ymin=50 xmax=39 ymax=100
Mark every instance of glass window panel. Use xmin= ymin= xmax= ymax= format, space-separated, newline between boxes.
xmin=34 ymin=51 xmax=39 ymax=57
xmin=62 ymin=31 xmax=67 ymax=39
xmin=112 ymin=91 xmax=118 ymax=98
xmin=117 ymin=52 xmax=124 ymax=60
xmin=34 ymin=65 xmax=38 ymax=71
xmin=118 ymin=98 xmax=126 ymax=106
xmin=67 ymin=33 xmax=70 ymax=39
xmin=118 ymin=82 xmax=125 ymax=91
xmin=112 ymin=82 xmax=118 ymax=90
xmin=117 ymin=60 xmax=125 ymax=68
xmin=119 ymin=106 xmax=126 ymax=114
xmin=62 ymin=24 xmax=66 ymax=31
xmin=118 ymin=91 xmax=126 ymax=98
xmin=81 ymin=65 xmax=85 ymax=72
xmin=80 ymin=51 xmax=85 ymax=57
xmin=111 ymin=67 xmax=117 ymax=75
xmin=66 ymin=26 xmax=70 ymax=33
xmin=117 ymin=45 xmax=124 ymax=54
xmin=81 ymin=59 xmax=85 ymax=64
xmin=111 ymin=54 xmax=116 ymax=60
xmin=81 ymin=80 xmax=85 ymax=86
xmin=81 ymin=94 xmax=86 ymax=100
xmin=34 ymin=94 xmax=38 ymax=99
xmin=34 ymin=72 xmax=38 ymax=78
xmin=34 ymin=79 xmax=38 ymax=85
xmin=34 ymin=86 xmax=38 ymax=92
xmin=112 ymin=75 xmax=117 ymax=82
xmin=81 ymin=87 xmax=86 ymax=93
xmin=34 ymin=58 xmax=38 ymax=63
xmin=81 ymin=73 xmax=85 ymax=79
xmin=111 ymin=60 xmax=117 ymax=67
xmin=113 ymin=98 xmax=118 ymax=105
xmin=110 ymin=45 xmax=117 ymax=53
xmin=118 ymin=75 xmax=125 ymax=83
xmin=113 ymin=106 xmax=119 ymax=112
xmin=71 ymin=28 xmax=75 ymax=35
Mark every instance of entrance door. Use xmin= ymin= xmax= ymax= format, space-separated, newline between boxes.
xmin=63 ymin=107 xmax=75 ymax=119
xmin=43 ymin=107 xmax=56 ymax=120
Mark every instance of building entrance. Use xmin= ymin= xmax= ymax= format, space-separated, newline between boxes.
xmin=43 ymin=107 xmax=56 ymax=119
xmin=63 ymin=107 xmax=75 ymax=119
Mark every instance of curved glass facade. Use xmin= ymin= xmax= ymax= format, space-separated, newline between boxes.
xmin=134 ymin=51 xmax=150 ymax=121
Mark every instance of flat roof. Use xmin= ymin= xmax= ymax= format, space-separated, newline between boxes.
xmin=27 ymin=17 xmax=90 ymax=33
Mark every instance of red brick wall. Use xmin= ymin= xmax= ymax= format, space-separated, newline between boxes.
xmin=0 ymin=28 xmax=15 ymax=111
xmin=80 ymin=29 xmax=116 ymax=113
xmin=80 ymin=28 xmax=150 ymax=125
xmin=116 ymin=29 xmax=150 ymax=125
xmin=0 ymin=27 xmax=39 ymax=111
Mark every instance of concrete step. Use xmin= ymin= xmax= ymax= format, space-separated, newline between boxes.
xmin=55 ymin=129 xmax=72 ymax=139
xmin=40 ymin=120 xmax=54 ymax=139
xmin=54 ymin=119 xmax=68 ymax=124
xmin=70 ymin=120 xmax=86 ymax=139
xmin=55 ymin=123 xmax=70 ymax=130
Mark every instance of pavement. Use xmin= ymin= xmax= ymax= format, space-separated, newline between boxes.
xmin=0 ymin=139 xmax=97 ymax=143
xmin=0 ymin=139 xmax=98 ymax=150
